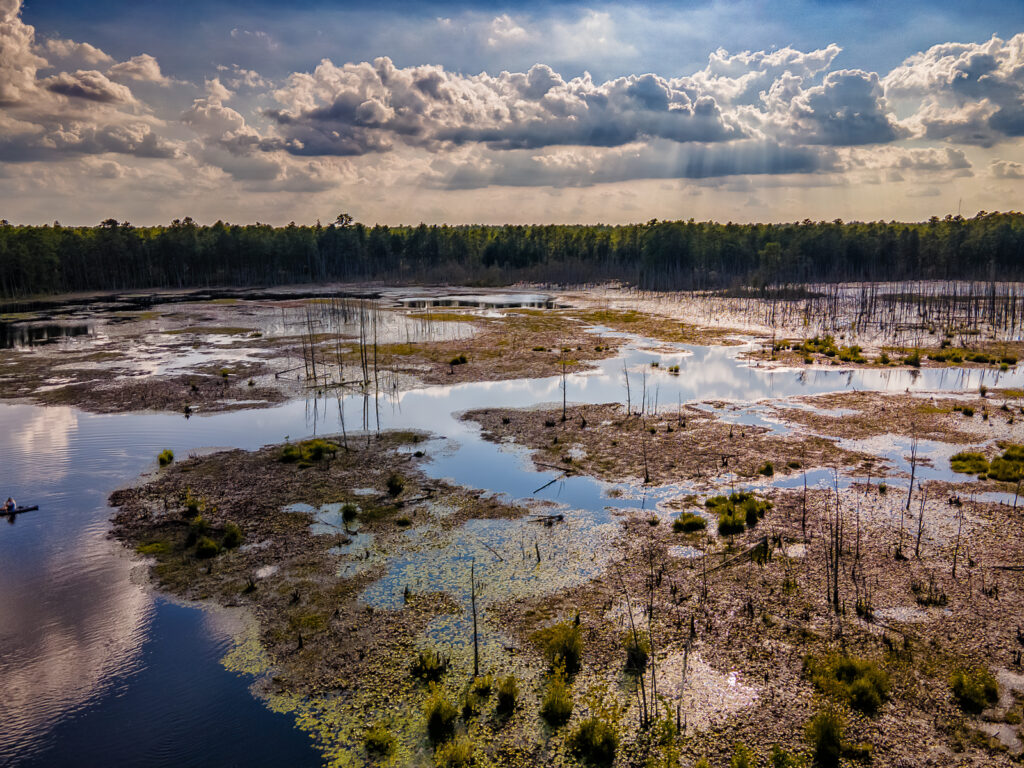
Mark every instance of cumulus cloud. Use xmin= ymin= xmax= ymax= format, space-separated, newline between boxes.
xmin=42 ymin=69 xmax=136 ymax=103
xmin=0 ymin=0 xmax=179 ymax=162
xmin=990 ymin=160 xmax=1024 ymax=179
xmin=885 ymin=33 xmax=1024 ymax=146
xmin=108 ymin=53 xmax=172 ymax=86
xmin=265 ymin=57 xmax=742 ymax=157
xmin=44 ymin=39 xmax=113 ymax=66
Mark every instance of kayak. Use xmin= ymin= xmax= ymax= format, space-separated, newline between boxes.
xmin=3 ymin=505 xmax=38 ymax=515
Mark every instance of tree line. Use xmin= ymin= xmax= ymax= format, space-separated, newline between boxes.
xmin=1 ymin=212 xmax=1022 ymax=298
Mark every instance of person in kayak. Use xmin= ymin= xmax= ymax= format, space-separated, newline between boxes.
xmin=4 ymin=497 xmax=15 ymax=513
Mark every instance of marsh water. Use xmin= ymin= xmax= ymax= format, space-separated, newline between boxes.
xmin=2 ymin=295 xmax=1021 ymax=766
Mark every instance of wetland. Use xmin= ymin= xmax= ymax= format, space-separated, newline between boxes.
xmin=5 ymin=283 xmax=1024 ymax=767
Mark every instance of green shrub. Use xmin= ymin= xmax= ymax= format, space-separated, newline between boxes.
xmin=186 ymin=514 xmax=208 ymax=545
xmin=805 ymin=654 xmax=890 ymax=714
xmin=950 ymin=666 xmax=999 ymax=713
xmin=222 ymin=522 xmax=242 ymax=549
xmin=449 ymin=354 xmax=468 ymax=366
xmin=341 ymin=503 xmax=359 ymax=526
xmin=950 ymin=451 xmax=989 ymax=475
xmin=540 ymin=666 xmax=573 ymax=727
xmin=673 ymin=512 xmax=706 ymax=533
xmin=461 ymin=687 xmax=482 ymax=719
xmin=195 ymin=535 xmax=220 ymax=558
xmin=532 ymin=619 xmax=583 ymax=674
xmin=364 ymin=723 xmax=395 ymax=756
xmin=412 ymin=648 xmax=449 ymax=683
xmin=988 ymin=457 xmax=1022 ymax=482
xmin=496 ymin=675 xmax=518 ymax=715
xmin=707 ymin=492 xmax=771 ymax=536
xmin=758 ymin=461 xmax=775 ymax=477
xmin=568 ymin=717 xmax=618 ymax=766
xmin=279 ymin=438 xmax=337 ymax=464
xmin=434 ymin=736 xmax=474 ymax=768
xmin=623 ymin=631 xmax=649 ymax=675
xmin=386 ymin=473 xmax=406 ymax=497
xmin=769 ymin=744 xmax=800 ymax=767
xmin=878 ymin=352 xmax=890 ymax=365
xmin=904 ymin=350 xmax=921 ymax=367
xmin=471 ymin=674 xmax=492 ymax=697
xmin=184 ymin=489 xmax=204 ymax=517
xmin=424 ymin=686 xmax=458 ymax=743
xmin=806 ymin=709 xmax=844 ymax=768
xmin=730 ymin=742 xmax=757 ymax=768
xmin=158 ymin=449 xmax=174 ymax=466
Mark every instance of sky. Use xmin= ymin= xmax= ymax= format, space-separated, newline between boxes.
xmin=2 ymin=0 xmax=1023 ymax=225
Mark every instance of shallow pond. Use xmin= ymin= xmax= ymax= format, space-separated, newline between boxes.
xmin=2 ymin=297 xmax=1022 ymax=766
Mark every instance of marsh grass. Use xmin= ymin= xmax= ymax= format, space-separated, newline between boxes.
xmin=496 ymin=675 xmax=519 ymax=716
xmin=950 ymin=451 xmax=988 ymax=475
xmin=805 ymin=654 xmax=890 ymax=715
xmin=412 ymin=649 xmax=450 ymax=683
xmin=540 ymin=665 xmax=573 ymax=727
xmin=434 ymin=736 xmax=474 ymax=767
xmin=386 ymin=473 xmax=406 ymax=497
xmin=672 ymin=512 xmax=707 ymax=533
xmin=157 ymin=449 xmax=174 ymax=466
xmin=423 ymin=685 xmax=458 ymax=743
xmin=194 ymin=535 xmax=220 ymax=559
xmin=532 ymin=619 xmax=583 ymax=674
xmin=279 ymin=438 xmax=337 ymax=465
xmin=222 ymin=522 xmax=242 ymax=549
xmin=364 ymin=723 xmax=395 ymax=756
xmin=950 ymin=666 xmax=999 ymax=713
xmin=706 ymin=492 xmax=771 ymax=536
xmin=622 ymin=630 xmax=650 ymax=675
xmin=568 ymin=717 xmax=617 ymax=766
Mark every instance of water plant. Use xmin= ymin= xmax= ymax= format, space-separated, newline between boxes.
xmin=950 ymin=451 xmax=988 ymax=475
xmin=706 ymin=492 xmax=771 ymax=536
xmin=568 ymin=716 xmax=617 ymax=766
xmin=672 ymin=512 xmax=707 ymax=533
xmin=279 ymin=438 xmax=337 ymax=465
xmin=804 ymin=653 xmax=890 ymax=714
xmin=157 ymin=449 xmax=174 ymax=466
xmin=729 ymin=742 xmax=757 ymax=768
xmin=950 ymin=666 xmax=999 ymax=713
xmin=806 ymin=708 xmax=844 ymax=768
xmin=412 ymin=648 xmax=450 ymax=683
xmin=471 ymin=674 xmax=492 ymax=697
xmin=424 ymin=686 xmax=458 ymax=743
xmin=186 ymin=514 xmax=208 ymax=545
xmin=532 ymin=618 xmax=583 ymax=674
xmin=386 ymin=472 xmax=406 ymax=497
xmin=495 ymin=675 xmax=519 ymax=715
xmin=622 ymin=630 xmax=649 ymax=675
xmin=434 ymin=736 xmax=474 ymax=767
xmin=341 ymin=502 xmax=359 ymax=528
xmin=222 ymin=522 xmax=242 ymax=549
xmin=363 ymin=723 xmax=395 ymax=757
xmin=769 ymin=744 xmax=801 ymax=767
xmin=194 ymin=535 xmax=220 ymax=558
xmin=540 ymin=664 xmax=573 ymax=727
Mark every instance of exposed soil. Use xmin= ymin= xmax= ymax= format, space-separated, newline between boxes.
xmin=772 ymin=390 xmax=1024 ymax=444
xmin=464 ymin=402 xmax=877 ymax=488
